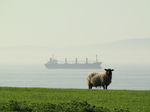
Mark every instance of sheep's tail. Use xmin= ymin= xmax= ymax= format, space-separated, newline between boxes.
xmin=86 ymin=77 xmax=91 ymax=86
xmin=86 ymin=72 xmax=97 ymax=86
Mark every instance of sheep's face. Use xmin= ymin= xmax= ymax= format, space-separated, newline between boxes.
xmin=105 ymin=69 xmax=114 ymax=76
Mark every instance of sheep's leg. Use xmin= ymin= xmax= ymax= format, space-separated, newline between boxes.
xmin=102 ymin=85 xmax=105 ymax=89
xmin=89 ymin=86 xmax=92 ymax=89
xmin=103 ymin=85 xmax=108 ymax=90
xmin=102 ymin=84 xmax=108 ymax=90
xmin=105 ymin=85 xmax=108 ymax=90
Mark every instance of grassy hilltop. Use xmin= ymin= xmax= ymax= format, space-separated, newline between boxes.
xmin=0 ymin=87 xmax=149 ymax=112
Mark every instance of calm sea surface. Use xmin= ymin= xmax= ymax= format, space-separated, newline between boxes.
xmin=0 ymin=65 xmax=150 ymax=90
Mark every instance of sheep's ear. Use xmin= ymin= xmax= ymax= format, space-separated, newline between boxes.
xmin=111 ymin=69 xmax=114 ymax=71
xmin=104 ymin=69 xmax=107 ymax=71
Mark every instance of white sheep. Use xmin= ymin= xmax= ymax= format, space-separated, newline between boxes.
xmin=86 ymin=69 xmax=114 ymax=89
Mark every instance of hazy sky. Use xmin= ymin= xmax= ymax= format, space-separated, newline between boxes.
xmin=0 ymin=0 xmax=150 ymax=65
xmin=0 ymin=0 xmax=150 ymax=48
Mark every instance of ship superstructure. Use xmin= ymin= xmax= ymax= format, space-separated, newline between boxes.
xmin=44 ymin=55 xmax=102 ymax=69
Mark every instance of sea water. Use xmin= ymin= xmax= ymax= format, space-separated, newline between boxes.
xmin=0 ymin=65 xmax=150 ymax=90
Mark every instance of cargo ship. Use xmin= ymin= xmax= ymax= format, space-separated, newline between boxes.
xmin=44 ymin=55 xmax=102 ymax=69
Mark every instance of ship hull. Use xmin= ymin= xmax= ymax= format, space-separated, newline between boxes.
xmin=45 ymin=62 xmax=102 ymax=69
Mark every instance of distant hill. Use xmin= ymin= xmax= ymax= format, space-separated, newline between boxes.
xmin=92 ymin=38 xmax=150 ymax=64
xmin=89 ymin=38 xmax=150 ymax=49
xmin=62 ymin=38 xmax=150 ymax=65
xmin=0 ymin=38 xmax=150 ymax=65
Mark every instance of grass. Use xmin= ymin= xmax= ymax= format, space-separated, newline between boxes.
xmin=0 ymin=87 xmax=149 ymax=112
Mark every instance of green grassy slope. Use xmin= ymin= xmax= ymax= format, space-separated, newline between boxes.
xmin=0 ymin=87 xmax=149 ymax=112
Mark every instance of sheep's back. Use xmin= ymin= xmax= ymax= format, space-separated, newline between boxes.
xmin=87 ymin=72 xmax=97 ymax=80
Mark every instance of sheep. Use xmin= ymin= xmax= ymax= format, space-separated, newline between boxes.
xmin=86 ymin=69 xmax=114 ymax=89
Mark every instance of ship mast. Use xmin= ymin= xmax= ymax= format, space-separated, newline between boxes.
xmin=96 ymin=55 xmax=98 ymax=62
xmin=75 ymin=58 xmax=78 ymax=64
xmin=65 ymin=58 xmax=67 ymax=64
xmin=86 ymin=58 xmax=88 ymax=64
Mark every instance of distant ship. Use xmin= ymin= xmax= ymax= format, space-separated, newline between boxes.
xmin=44 ymin=55 xmax=102 ymax=69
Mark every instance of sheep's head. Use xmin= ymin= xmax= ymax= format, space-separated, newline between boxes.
xmin=105 ymin=69 xmax=114 ymax=77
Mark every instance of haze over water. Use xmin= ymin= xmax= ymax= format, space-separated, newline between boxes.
xmin=0 ymin=0 xmax=150 ymax=65
xmin=0 ymin=65 xmax=150 ymax=90
xmin=0 ymin=1 xmax=150 ymax=90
